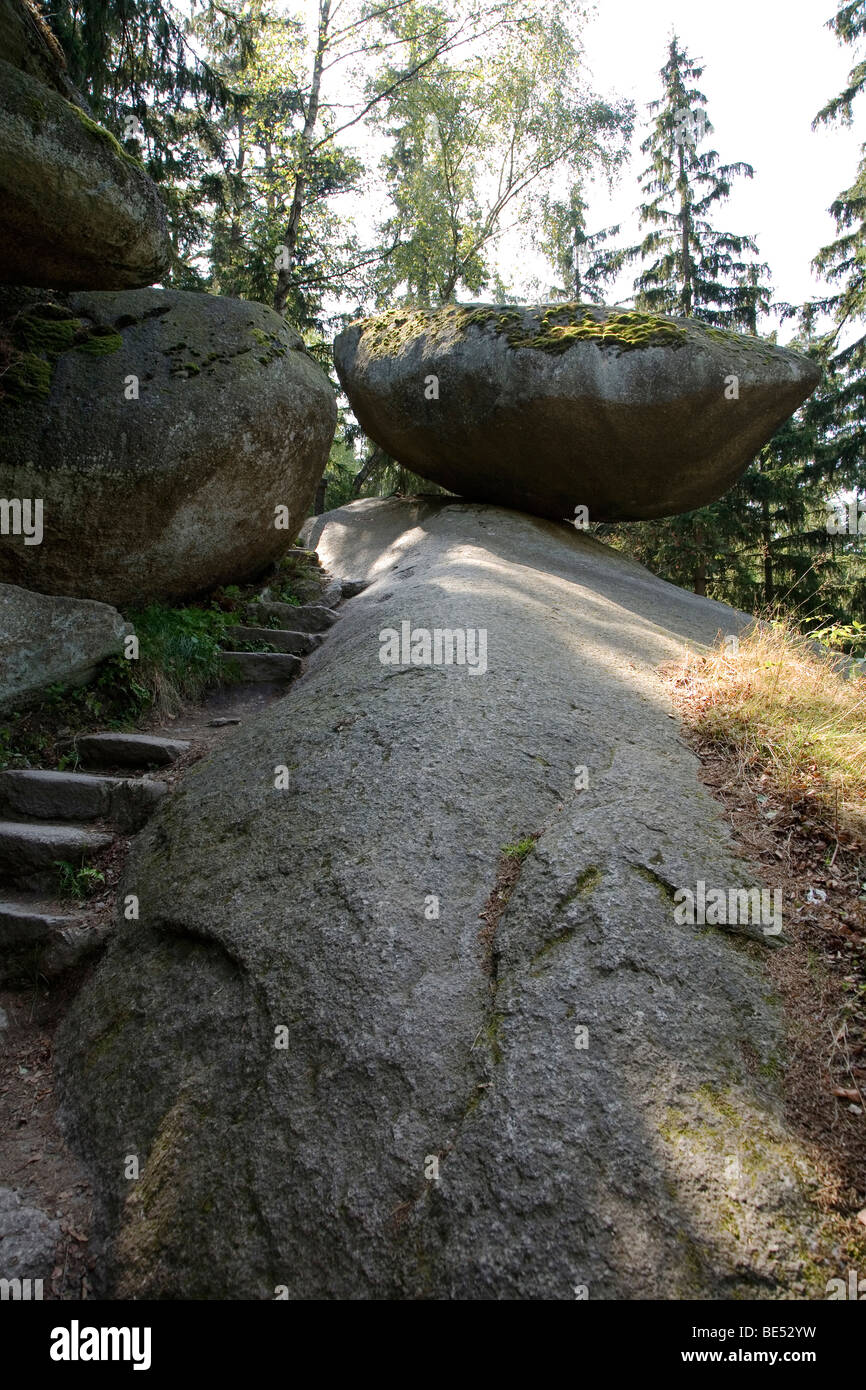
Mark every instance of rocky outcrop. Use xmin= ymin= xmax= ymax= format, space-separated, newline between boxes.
xmin=0 ymin=20 xmax=171 ymax=289
xmin=0 ymin=288 xmax=337 ymax=605
xmin=334 ymin=304 xmax=821 ymax=522
xmin=57 ymin=499 xmax=835 ymax=1299
xmin=0 ymin=583 xmax=129 ymax=712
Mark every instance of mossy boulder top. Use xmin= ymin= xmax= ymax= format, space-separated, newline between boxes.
xmin=334 ymin=303 xmax=821 ymax=522
xmin=0 ymin=44 xmax=170 ymax=289
xmin=0 ymin=287 xmax=336 ymax=606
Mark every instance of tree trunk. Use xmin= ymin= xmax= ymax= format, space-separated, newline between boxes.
xmin=351 ymin=446 xmax=386 ymax=496
xmin=679 ymin=142 xmax=692 ymax=317
xmin=273 ymin=0 xmax=330 ymax=316
xmin=761 ymin=496 xmax=774 ymax=606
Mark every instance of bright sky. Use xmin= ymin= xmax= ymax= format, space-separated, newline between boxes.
xmin=575 ymin=0 xmax=863 ymax=330
xmin=288 ymin=0 xmax=863 ymax=335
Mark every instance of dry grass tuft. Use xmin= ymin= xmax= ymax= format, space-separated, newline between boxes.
xmin=668 ymin=621 xmax=866 ymax=838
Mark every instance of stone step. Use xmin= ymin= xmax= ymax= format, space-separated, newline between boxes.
xmin=0 ymin=907 xmax=112 ymax=980
xmin=245 ymin=602 xmax=338 ymax=632
xmin=75 ymin=732 xmax=190 ymax=769
xmin=0 ymin=821 xmax=113 ymax=889
xmin=219 ymin=651 xmax=302 ymax=684
xmin=224 ymin=625 xmax=323 ymax=656
xmin=317 ymin=577 xmax=343 ymax=608
xmin=0 ymin=893 xmax=86 ymax=947
xmin=0 ymin=769 xmax=167 ymax=833
xmin=341 ymin=579 xmax=369 ymax=600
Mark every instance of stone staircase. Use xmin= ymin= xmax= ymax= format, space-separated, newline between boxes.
xmin=0 ymin=734 xmax=186 ymax=981
xmin=217 ymin=574 xmax=342 ymax=685
xmin=0 ymin=563 xmax=365 ymax=981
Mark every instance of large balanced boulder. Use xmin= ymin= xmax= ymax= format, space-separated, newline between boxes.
xmin=58 ymin=498 xmax=836 ymax=1299
xmin=0 ymin=583 xmax=129 ymax=712
xmin=334 ymin=304 xmax=821 ymax=521
xmin=0 ymin=288 xmax=336 ymax=605
xmin=0 ymin=0 xmax=171 ymax=289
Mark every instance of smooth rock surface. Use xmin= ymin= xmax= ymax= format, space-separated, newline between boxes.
xmin=225 ymin=625 xmax=324 ymax=656
xmin=58 ymin=500 xmax=832 ymax=1299
xmin=0 ymin=583 xmax=129 ymax=713
xmin=244 ymin=602 xmax=338 ymax=632
xmin=0 ymin=821 xmax=113 ymax=889
xmin=218 ymin=651 xmax=302 ymax=683
xmin=0 ymin=288 xmax=336 ymax=605
xmin=334 ymin=304 xmax=821 ymax=521
xmin=0 ymin=895 xmax=85 ymax=947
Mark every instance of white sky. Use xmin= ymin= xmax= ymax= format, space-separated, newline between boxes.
xmin=575 ymin=0 xmax=863 ymax=329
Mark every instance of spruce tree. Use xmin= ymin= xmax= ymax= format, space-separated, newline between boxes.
xmin=811 ymin=0 xmax=866 ymax=488
xmin=630 ymin=35 xmax=770 ymax=330
xmin=539 ymin=188 xmax=626 ymax=303
xmin=605 ymin=36 xmax=779 ymax=598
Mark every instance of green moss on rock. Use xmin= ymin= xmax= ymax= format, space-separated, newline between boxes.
xmin=69 ymin=104 xmax=144 ymax=169
xmin=75 ymin=327 xmax=123 ymax=356
xmin=3 ymin=352 xmax=52 ymax=401
xmin=0 ymin=302 xmax=125 ymax=407
xmin=17 ymin=309 xmax=82 ymax=355
xmin=357 ymin=302 xmax=690 ymax=360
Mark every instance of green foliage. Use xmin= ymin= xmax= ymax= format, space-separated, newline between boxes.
xmin=126 ymin=602 xmax=236 ymax=706
xmin=502 ymin=836 xmax=537 ymax=859
xmin=629 ymin=35 xmax=771 ymax=330
xmin=366 ymin=1 xmax=632 ymax=307
xmin=47 ymin=0 xmax=254 ymax=282
xmin=537 ymin=187 xmax=627 ymax=303
xmin=811 ymin=618 xmax=866 ymax=657
xmin=55 ymin=859 xmax=106 ymax=901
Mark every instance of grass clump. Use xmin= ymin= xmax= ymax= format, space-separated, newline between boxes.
xmin=502 ymin=836 xmax=538 ymax=859
xmin=125 ymin=603 xmax=236 ymax=710
xmin=669 ymin=620 xmax=866 ymax=836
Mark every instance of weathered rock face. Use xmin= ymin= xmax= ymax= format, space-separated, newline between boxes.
xmin=0 ymin=583 xmax=129 ymax=712
xmin=334 ymin=304 xmax=821 ymax=522
xmin=0 ymin=1187 xmax=60 ymax=1284
xmin=0 ymin=42 xmax=171 ymax=289
xmin=58 ymin=499 xmax=834 ymax=1299
xmin=0 ymin=0 xmax=83 ymax=101
xmin=0 ymin=288 xmax=336 ymax=605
